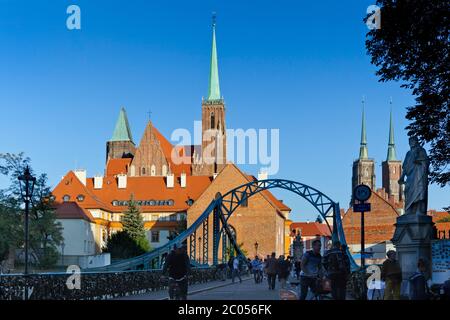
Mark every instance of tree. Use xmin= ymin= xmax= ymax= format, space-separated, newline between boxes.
xmin=365 ymin=1 xmax=449 ymax=198
xmin=0 ymin=153 xmax=63 ymax=269
xmin=103 ymin=231 xmax=148 ymax=260
xmin=121 ymin=195 xmax=150 ymax=252
xmin=103 ymin=195 xmax=151 ymax=259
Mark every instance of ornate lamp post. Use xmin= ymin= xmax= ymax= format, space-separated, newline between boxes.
xmin=254 ymin=241 xmax=259 ymax=256
xmin=18 ymin=166 xmax=36 ymax=275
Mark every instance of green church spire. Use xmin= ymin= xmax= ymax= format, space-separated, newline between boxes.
xmin=207 ymin=14 xmax=221 ymax=101
xmin=386 ymin=100 xmax=397 ymax=161
xmin=111 ymin=107 xmax=133 ymax=142
xmin=359 ymin=98 xmax=369 ymax=159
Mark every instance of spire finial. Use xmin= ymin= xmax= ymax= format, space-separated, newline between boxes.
xmin=359 ymin=97 xmax=369 ymax=159
xmin=386 ymin=99 xmax=397 ymax=161
xmin=207 ymin=13 xmax=221 ymax=101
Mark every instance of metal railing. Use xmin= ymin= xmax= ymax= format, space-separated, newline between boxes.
xmin=0 ymin=267 xmax=219 ymax=300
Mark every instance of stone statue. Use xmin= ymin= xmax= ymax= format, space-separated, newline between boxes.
xmin=398 ymin=137 xmax=429 ymax=216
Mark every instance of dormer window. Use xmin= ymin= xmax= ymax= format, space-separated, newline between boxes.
xmin=63 ymin=195 xmax=71 ymax=202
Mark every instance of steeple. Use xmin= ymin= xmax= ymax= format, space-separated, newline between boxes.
xmin=207 ymin=14 xmax=221 ymax=101
xmin=111 ymin=107 xmax=133 ymax=142
xmin=386 ymin=100 xmax=397 ymax=161
xmin=359 ymin=99 xmax=368 ymax=159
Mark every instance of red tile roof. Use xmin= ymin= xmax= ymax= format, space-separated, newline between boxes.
xmin=52 ymin=170 xmax=212 ymax=213
xmin=290 ymin=222 xmax=331 ymax=237
xmin=54 ymin=201 xmax=95 ymax=222
xmin=106 ymin=158 xmax=132 ymax=176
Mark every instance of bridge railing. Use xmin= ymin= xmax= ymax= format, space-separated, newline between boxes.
xmin=0 ymin=267 xmax=219 ymax=300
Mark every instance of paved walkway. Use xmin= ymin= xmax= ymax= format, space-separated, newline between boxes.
xmin=117 ymin=276 xmax=283 ymax=300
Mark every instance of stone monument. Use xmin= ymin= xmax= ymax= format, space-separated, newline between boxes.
xmin=392 ymin=137 xmax=435 ymax=283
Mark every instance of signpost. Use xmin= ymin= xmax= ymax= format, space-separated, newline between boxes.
xmin=353 ymin=184 xmax=372 ymax=269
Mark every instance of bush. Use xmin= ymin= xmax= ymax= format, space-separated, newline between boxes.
xmin=103 ymin=231 xmax=150 ymax=260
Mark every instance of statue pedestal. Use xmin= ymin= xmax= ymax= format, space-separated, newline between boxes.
xmin=392 ymin=214 xmax=434 ymax=281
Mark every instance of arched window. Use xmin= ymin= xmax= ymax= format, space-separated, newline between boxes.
xmin=141 ymin=167 xmax=146 ymax=175
xmin=63 ymin=195 xmax=71 ymax=202
xmin=151 ymin=165 xmax=156 ymax=176
xmin=162 ymin=164 xmax=168 ymax=176
xmin=210 ymin=112 xmax=215 ymax=129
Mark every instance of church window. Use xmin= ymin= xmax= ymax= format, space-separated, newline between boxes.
xmin=151 ymin=165 xmax=156 ymax=176
xmin=210 ymin=112 xmax=215 ymax=129
xmin=162 ymin=165 xmax=168 ymax=176
xmin=141 ymin=167 xmax=146 ymax=175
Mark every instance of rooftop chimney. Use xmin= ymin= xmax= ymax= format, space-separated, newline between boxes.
xmin=180 ymin=173 xmax=187 ymax=188
xmin=94 ymin=175 xmax=103 ymax=189
xmin=74 ymin=169 xmax=87 ymax=186
xmin=117 ymin=174 xmax=127 ymax=189
xmin=166 ymin=173 xmax=174 ymax=188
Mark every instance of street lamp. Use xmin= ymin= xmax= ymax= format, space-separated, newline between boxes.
xmin=18 ymin=166 xmax=36 ymax=275
xmin=254 ymin=241 xmax=259 ymax=256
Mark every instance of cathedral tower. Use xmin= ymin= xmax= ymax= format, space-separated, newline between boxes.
xmin=194 ymin=14 xmax=227 ymax=176
xmin=106 ymin=108 xmax=135 ymax=163
xmin=382 ymin=105 xmax=402 ymax=202
xmin=351 ymin=102 xmax=376 ymax=204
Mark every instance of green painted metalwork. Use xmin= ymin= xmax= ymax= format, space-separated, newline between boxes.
xmin=111 ymin=107 xmax=133 ymax=142
xmin=207 ymin=16 xmax=221 ymax=101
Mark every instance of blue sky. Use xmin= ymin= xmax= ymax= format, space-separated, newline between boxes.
xmin=0 ymin=0 xmax=448 ymax=221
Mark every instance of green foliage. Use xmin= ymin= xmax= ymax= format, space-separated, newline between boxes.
xmin=103 ymin=231 xmax=149 ymax=260
xmin=103 ymin=195 xmax=151 ymax=259
xmin=365 ymin=1 xmax=449 ymax=192
xmin=121 ymin=195 xmax=150 ymax=251
xmin=0 ymin=153 xmax=63 ymax=270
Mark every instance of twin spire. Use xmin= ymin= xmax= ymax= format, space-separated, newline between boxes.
xmin=358 ymin=98 xmax=397 ymax=161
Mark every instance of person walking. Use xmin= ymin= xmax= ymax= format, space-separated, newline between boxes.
xmin=265 ymin=252 xmax=278 ymax=290
xmin=299 ymin=239 xmax=324 ymax=300
xmin=251 ymin=256 xmax=263 ymax=283
xmin=162 ymin=244 xmax=191 ymax=300
xmin=381 ymin=250 xmax=402 ymax=300
xmin=323 ymin=241 xmax=350 ymax=300
xmin=294 ymin=259 xmax=302 ymax=279
xmin=409 ymin=258 xmax=430 ymax=300
xmin=232 ymin=256 xmax=242 ymax=283
xmin=277 ymin=255 xmax=291 ymax=289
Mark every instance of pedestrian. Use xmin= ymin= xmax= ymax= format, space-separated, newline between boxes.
xmin=381 ymin=250 xmax=402 ymax=300
xmin=232 ymin=256 xmax=242 ymax=283
xmin=323 ymin=241 xmax=350 ymax=300
xmin=299 ymin=239 xmax=324 ymax=300
xmin=277 ymin=255 xmax=291 ymax=289
xmin=409 ymin=258 xmax=430 ymax=300
xmin=251 ymin=256 xmax=263 ymax=283
xmin=294 ymin=259 xmax=302 ymax=279
xmin=162 ymin=244 xmax=191 ymax=300
xmin=265 ymin=252 xmax=278 ymax=290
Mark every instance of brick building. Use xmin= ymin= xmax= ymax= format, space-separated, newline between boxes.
xmin=52 ymin=18 xmax=290 ymax=266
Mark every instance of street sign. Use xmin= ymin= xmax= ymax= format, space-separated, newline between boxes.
xmin=353 ymin=203 xmax=371 ymax=212
xmin=354 ymin=184 xmax=372 ymax=202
